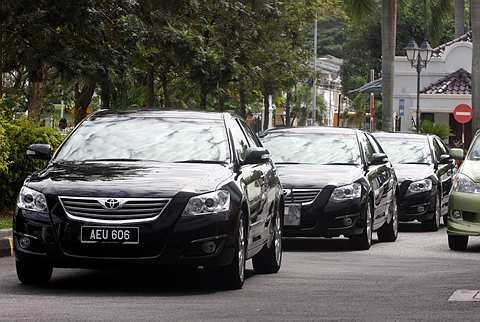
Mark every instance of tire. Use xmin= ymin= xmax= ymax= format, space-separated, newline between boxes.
xmin=350 ymin=200 xmax=373 ymax=250
xmin=448 ymin=235 xmax=468 ymax=251
xmin=422 ymin=192 xmax=441 ymax=232
xmin=252 ymin=211 xmax=282 ymax=274
xmin=217 ymin=216 xmax=247 ymax=290
xmin=377 ymin=196 xmax=398 ymax=242
xmin=16 ymin=260 xmax=52 ymax=285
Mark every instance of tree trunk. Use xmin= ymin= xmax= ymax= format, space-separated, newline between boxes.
xmin=27 ymin=80 xmax=46 ymax=121
xmin=262 ymin=85 xmax=270 ymax=132
xmin=74 ymin=79 xmax=97 ymax=124
xmin=472 ymin=0 xmax=480 ymax=131
xmin=200 ymin=84 xmax=208 ymax=110
xmin=217 ymin=93 xmax=226 ymax=111
xmin=239 ymin=83 xmax=247 ymax=119
xmin=381 ymin=0 xmax=397 ymax=132
xmin=286 ymin=90 xmax=292 ymax=127
xmin=455 ymin=0 xmax=466 ymax=37
xmin=161 ymin=76 xmax=171 ymax=108
xmin=100 ymin=71 xmax=111 ymax=110
xmin=145 ymin=66 xmax=155 ymax=109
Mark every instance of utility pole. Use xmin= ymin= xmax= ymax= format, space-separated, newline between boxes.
xmin=312 ymin=14 xmax=318 ymax=124
xmin=369 ymin=69 xmax=375 ymax=131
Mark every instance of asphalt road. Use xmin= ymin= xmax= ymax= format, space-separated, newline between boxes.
xmin=1 ymin=223 xmax=480 ymax=321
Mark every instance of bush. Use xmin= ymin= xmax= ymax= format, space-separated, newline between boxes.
xmin=0 ymin=119 xmax=64 ymax=210
xmin=420 ymin=120 xmax=452 ymax=139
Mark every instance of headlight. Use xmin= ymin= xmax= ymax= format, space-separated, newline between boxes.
xmin=182 ymin=190 xmax=230 ymax=216
xmin=17 ymin=186 xmax=48 ymax=213
xmin=331 ymin=183 xmax=362 ymax=201
xmin=452 ymin=173 xmax=480 ymax=193
xmin=407 ymin=179 xmax=432 ymax=194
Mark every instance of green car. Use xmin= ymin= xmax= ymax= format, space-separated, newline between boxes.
xmin=448 ymin=137 xmax=480 ymax=251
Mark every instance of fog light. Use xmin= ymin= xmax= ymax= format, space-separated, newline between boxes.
xmin=417 ymin=206 xmax=425 ymax=213
xmin=19 ymin=237 xmax=31 ymax=249
xmin=452 ymin=210 xmax=462 ymax=219
xmin=343 ymin=217 xmax=353 ymax=226
xmin=201 ymin=241 xmax=217 ymax=254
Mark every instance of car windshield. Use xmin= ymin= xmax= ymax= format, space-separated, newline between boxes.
xmin=54 ymin=116 xmax=229 ymax=163
xmin=261 ymin=131 xmax=361 ymax=165
xmin=374 ymin=136 xmax=431 ymax=164
xmin=468 ymin=135 xmax=480 ymax=160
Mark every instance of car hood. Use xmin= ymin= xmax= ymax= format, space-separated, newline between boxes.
xmin=26 ymin=162 xmax=233 ymax=198
xmin=460 ymin=159 xmax=480 ymax=182
xmin=392 ymin=163 xmax=434 ymax=182
xmin=275 ymin=164 xmax=364 ymax=189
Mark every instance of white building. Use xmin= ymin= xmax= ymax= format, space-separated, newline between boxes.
xmin=394 ymin=32 xmax=472 ymax=144
xmin=316 ymin=55 xmax=343 ymax=126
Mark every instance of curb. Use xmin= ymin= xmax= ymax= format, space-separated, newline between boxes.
xmin=0 ymin=229 xmax=13 ymax=257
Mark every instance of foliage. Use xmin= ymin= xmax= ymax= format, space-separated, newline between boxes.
xmin=420 ymin=120 xmax=452 ymax=139
xmin=0 ymin=119 xmax=63 ymax=210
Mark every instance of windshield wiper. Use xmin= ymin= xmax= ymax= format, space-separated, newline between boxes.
xmin=399 ymin=162 xmax=430 ymax=165
xmin=174 ymin=160 xmax=227 ymax=164
xmin=323 ymin=162 xmax=357 ymax=166
xmin=82 ymin=158 xmax=146 ymax=162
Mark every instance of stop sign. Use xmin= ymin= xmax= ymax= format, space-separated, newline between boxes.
xmin=453 ymin=104 xmax=473 ymax=124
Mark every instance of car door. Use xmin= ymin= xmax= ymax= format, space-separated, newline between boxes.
xmin=358 ymin=132 xmax=388 ymax=229
xmin=229 ymin=118 xmax=268 ymax=252
xmin=433 ymin=136 xmax=454 ymax=214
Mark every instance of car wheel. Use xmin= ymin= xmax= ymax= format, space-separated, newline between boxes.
xmin=350 ymin=200 xmax=373 ymax=250
xmin=218 ymin=216 xmax=247 ymax=290
xmin=16 ymin=260 xmax=52 ymax=285
xmin=422 ymin=192 xmax=441 ymax=232
xmin=252 ymin=210 xmax=282 ymax=274
xmin=377 ymin=196 xmax=398 ymax=242
xmin=448 ymin=235 xmax=468 ymax=251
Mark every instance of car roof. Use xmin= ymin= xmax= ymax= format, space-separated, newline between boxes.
xmin=89 ymin=109 xmax=227 ymax=121
xmin=264 ymin=126 xmax=359 ymax=135
xmin=371 ymin=131 xmax=431 ymax=140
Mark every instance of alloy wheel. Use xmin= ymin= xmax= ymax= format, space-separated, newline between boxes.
xmin=274 ymin=214 xmax=282 ymax=266
xmin=366 ymin=203 xmax=372 ymax=245
xmin=435 ymin=194 xmax=441 ymax=228
xmin=238 ymin=218 xmax=246 ymax=283
xmin=392 ymin=198 xmax=398 ymax=237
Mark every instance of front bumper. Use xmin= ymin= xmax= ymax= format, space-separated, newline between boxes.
xmin=398 ymin=190 xmax=436 ymax=222
xmin=13 ymin=204 xmax=238 ymax=268
xmin=283 ymin=188 xmax=366 ymax=238
xmin=447 ymin=192 xmax=480 ymax=236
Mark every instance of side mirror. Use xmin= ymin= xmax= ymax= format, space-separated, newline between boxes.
xmin=370 ymin=152 xmax=388 ymax=165
xmin=243 ymin=147 xmax=270 ymax=165
xmin=26 ymin=144 xmax=52 ymax=161
xmin=450 ymin=148 xmax=464 ymax=160
xmin=439 ymin=154 xmax=452 ymax=164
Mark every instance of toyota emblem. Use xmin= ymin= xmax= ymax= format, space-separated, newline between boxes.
xmin=104 ymin=198 xmax=120 ymax=209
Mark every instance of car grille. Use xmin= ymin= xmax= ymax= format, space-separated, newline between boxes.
xmin=59 ymin=196 xmax=171 ymax=222
xmin=462 ymin=211 xmax=480 ymax=223
xmin=284 ymin=189 xmax=322 ymax=205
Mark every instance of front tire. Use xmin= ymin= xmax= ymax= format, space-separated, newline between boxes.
xmin=377 ymin=196 xmax=398 ymax=242
xmin=350 ymin=201 xmax=373 ymax=250
xmin=217 ymin=216 xmax=247 ymax=290
xmin=16 ymin=260 xmax=52 ymax=285
xmin=422 ymin=192 xmax=441 ymax=232
xmin=448 ymin=235 xmax=468 ymax=251
xmin=252 ymin=211 xmax=282 ymax=274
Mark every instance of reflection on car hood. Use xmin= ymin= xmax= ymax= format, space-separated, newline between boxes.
xmin=26 ymin=162 xmax=233 ymax=198
xmin=392 ymin=163 xmax=434 ymax=182
xmin=275 ymin=164 xmax=363 ymax=189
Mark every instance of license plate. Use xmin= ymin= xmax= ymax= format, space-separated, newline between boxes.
xmin=81 ymin=226 xmax=139 ymax=244
xmin=284 ymin=204 xmax=301 ymax=226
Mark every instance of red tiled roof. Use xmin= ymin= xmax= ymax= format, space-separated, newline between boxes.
xmin=432 ymin=31 xmax=472 ymax=57
xmin=421 ymin=68 xmax=471 ymax=95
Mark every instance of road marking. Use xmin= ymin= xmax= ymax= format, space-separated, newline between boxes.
xmin=449 ymin=290 xmax=480 ymax=302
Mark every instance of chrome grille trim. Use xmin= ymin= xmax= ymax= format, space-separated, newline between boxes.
xmin=284 ymin=189 xmax=322 ymax=205
xmin=59 ymin=196 xmax=171 ymax=224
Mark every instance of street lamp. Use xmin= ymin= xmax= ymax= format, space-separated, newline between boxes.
xmin=405 ymin=39 xmax=433 ymax=133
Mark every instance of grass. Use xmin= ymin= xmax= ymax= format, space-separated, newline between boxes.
xmin=0 ymin=211 xmax=13 ymax=229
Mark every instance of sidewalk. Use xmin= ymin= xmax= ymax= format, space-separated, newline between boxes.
xmin=0 ymin=229 xmax=13 ymax=257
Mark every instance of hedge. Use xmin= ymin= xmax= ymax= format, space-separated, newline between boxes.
xmin=0 ymin=119 xmax=64 ymax=210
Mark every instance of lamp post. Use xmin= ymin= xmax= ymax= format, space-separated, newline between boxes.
xmin=405 ymin=39 xmax=433 ymax=133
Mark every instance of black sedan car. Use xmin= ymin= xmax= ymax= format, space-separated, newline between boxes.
xmin=372 ymin=132 xmax=455 ymax=231
xmin=14 ymin=110 xmax=283 ymax=290
xmin=261 ymin=127 xmax=398 ymax=250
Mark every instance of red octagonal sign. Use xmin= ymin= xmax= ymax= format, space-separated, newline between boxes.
xmin=453 ymin=104 xmax=473 ymax=124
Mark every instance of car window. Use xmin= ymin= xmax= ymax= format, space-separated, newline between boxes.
xmin=359 ymin=134 xmax=375 ymax=163
xmin=432 ymin=138 xmax=443 ymax=161
xmin=54 ymin=116 xmax=229 ymax=163
xmin=238 ymin=120 xmax=261 ymax=147
xmin=434 ymin=137 xmax=448 ymax=155
xmin=365 ymin=133 xmax=382 ymax=154
xmin=230 ymin=120 xmax=251 ymax=162
xmin=373 ymin=136 xmax=431 ymax=164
